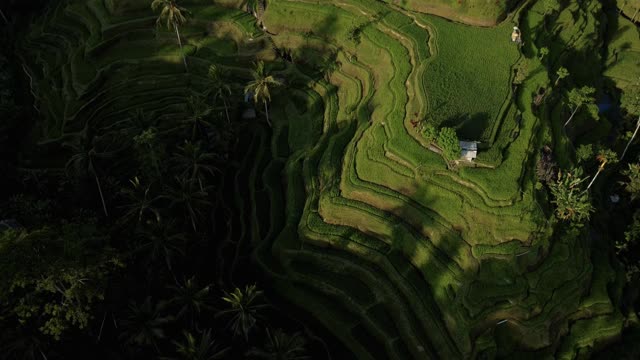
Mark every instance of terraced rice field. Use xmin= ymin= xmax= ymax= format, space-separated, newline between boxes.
xmin=20 ymin=0 xmax=624 ymax=358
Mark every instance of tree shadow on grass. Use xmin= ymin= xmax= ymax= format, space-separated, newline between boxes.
xmin=442 ymin=112 xmax=490 ymax=141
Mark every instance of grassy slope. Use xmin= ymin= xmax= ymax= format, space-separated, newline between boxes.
xmin=382 ymin=0 xmax=518 ymax=26
xmin=19 ymin=0 xmax=626 ymax=358
xmin=604 ymin=15 xmax=640 ymax=90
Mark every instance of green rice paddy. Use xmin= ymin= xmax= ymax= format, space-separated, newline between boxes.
xmin=19 ymin=0 xmax=627 ymax=358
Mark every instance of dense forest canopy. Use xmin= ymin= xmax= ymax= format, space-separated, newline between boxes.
xmin=1 ymin=0 xmax=640 ymax=359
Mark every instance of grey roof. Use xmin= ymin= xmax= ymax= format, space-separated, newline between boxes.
xmin=460 ymin=141 xmax=478 ymax=151
xmin=459 ymin=141 xmax=478 ymax=160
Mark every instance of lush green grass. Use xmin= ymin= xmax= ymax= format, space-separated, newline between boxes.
xmin=604 ymin=16 xmax=640 ymax=90
xmin=380 ymin=0 xmax=518 ymax=25
xmin=418 ymin=14 xmax=520 ymax=143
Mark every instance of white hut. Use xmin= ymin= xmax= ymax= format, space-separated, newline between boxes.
xmin=460 ymin=141 xmax=478 ymax=161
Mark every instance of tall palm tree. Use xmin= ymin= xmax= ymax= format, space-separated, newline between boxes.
xmin=152 ymin=0 xmax=190 ymax=71
xmin=564 ymin=86 xmax=597 ymax=127
xmin=620 ymin=85 xmax=640 ymax=162
xmin=167 ymin=329 xmax=229 ymax=360
xmin=246 ymin=328 xmax=309 ymax=360
xmin=119 ymin=297 xmax=173 ymax=353
xmin=134 ymin=219 xmax=186 ymax=272
xmin=207 ymin=65 xmax=232 ymax=124
xmin=555 ymin=67 xmax=569 ymax=87
xmin=244 ymin=61 xmax=282 ymax=127
xmin=184 ymin=95 xmax=214 ymax=141
xmin=119 ymin=176 xmax=162 ymax=226
xmin=171 ymin=140 xmax=220 ymax=190
xmin=64 ymin=137 xmax=112 ymax=217
xmin=218 ymin=284 xmax=267 ymax=341
xmin=587 ymin=149 xmax=618 ymax=190
xmin=549 ymin=167 xmax=594 ymax=223
xmin=163 ymin=176 xmax=212 ymax=232
xmin=621 ymin=117 xmax=640 ymax=162
xmin=167 ymin=277 xmax=211 ymax=327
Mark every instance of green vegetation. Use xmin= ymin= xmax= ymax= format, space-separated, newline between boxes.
xmin=1 ymin=0 xmax=638 ymax=358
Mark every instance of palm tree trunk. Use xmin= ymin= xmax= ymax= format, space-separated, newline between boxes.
xmin=564 ymin=105 xmax=581 ymax=127
xmin=174 ymin=21 xmax=188 ymax=72
xmin=620 ymin=116 xmax=640 ymax=162
xmin=224 ymin=100 xmax=230 ymax=125
xmin=264 ymin=101 xmax=272 ymax=127
xmin=0 ymin=9 xmax=8 ymax=25
xmin=93 ymin=172 xmax=109 ymax=217
xmin=587 ymin=169 xmax=602 ymax=190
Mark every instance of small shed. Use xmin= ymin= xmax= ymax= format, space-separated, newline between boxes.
xmin=511 ymin=26 xmax=522 ymax=44
xmin=460 ymin=141 xmax=478 ymax=161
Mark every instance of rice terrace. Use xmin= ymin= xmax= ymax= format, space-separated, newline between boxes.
xmin=1 ymin=0 xmax=640 ymax=359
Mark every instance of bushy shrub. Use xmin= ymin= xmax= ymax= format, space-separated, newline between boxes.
xmin=421 ymin=124 xmax=437 ymax=144
xmin=437 ymin=127 xmax=461 ymax=161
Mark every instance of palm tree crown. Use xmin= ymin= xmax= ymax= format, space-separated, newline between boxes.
xmin=219 ymin=284 xmax=267 ymax=341
xmin=151 ymin=0 xmax=189 ymax=30
xmin=244 ymin=61 xmax=282 ymax=127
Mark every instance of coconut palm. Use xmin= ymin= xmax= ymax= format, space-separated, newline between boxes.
xmin=171 ymin=140 xmax=220 ymax=190
xmin=621 ymin=118 xmax=640 ymax=162
xmin=64 ymin=137 xmax=113 ymax=217
xmin=620 ymin=85 xmax=640 ymax=162
xmin=621 ymin=163 xmax=640 ymax=201
xmin=586 ymin=148 xmax=618 ymax=190
xmin=163 ymin=176 xmax=212 ymax=232
xmin=246 ymin=328 xmax=309 ymax=360
xmin=134 ymin=218 xmax=186 ymax=271
xmin=555 ymin=67 xmax=569 ymax=87
xmin=184 ymin=95 xmax=214 ymax=141
xmin=244 ymin=61 xmax=282 ymax=127
xmin=549 ymin=167 xmax=594 ymax=223
xmin=167 ymin=329 xmax=229 ymax=360
xmin=564 ymin=86 xmax=598 ymax=127
xmin=207 ymin=65 xmax=232 ymax=125
xmin=151 ymin=0 xmax=190 ymax=71
xmin=218 ymin=284 xmax=267 ymax=341
xmin=167 ymin=277 xmax=211 ymax=327
xmin=119 ymin=176 xmax=161 ymax=226
xmin=119 ymin=297 xmax=173 ymax=352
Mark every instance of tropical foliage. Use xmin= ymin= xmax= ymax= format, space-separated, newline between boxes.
xmin=549 ymin=168 xmax=594 ymax=223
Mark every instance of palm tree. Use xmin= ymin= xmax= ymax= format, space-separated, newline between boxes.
xmin=218 ymin=284 xmax=267 ymax=341
xmin=555 ymin=67 xmax=569 ymax=87
xmin=113 ymin=109 xmax=165 ymax=178
xmin=244 ymin=61 xmax=282 ymax=127
xmin=171 ymin=140 xmax=220 ymax=190
xmin=167 ymin=277 xmax=212 ymax=327
xmin=184 ymin=95 xmax=214 ymax=141
xmin=119 ymin=297 xmax=173 ymax=352
xmin=119 ymin=176 xmax=161 ymax=226
xmin=0 ymin=9 xmax=9 ymax=26
xmin=246 ymin=328 xmax=309 ymax=360
xmin=564 ymin=86 xmax=597 ymax=127
xmin=620 ymin=85 xmax=640 ymax=162
xmin=207 ymin=65 xmax=232 ymax=125
xmin=152 ymin=0 xmax=190 ymax=71
xmin=134 ymin=219 xmax=186 ymax=271
xmin=163 ymin=176 xmax=212 ymax=232
xmin=587 ymin=149 xmax=618 ymax=190
xmin=167 ymin=329 xmax=229 ymax=360
xmin=64 ymin=137 xmax=112 ymax=217
xmin=620 ymin=163 xmax=640 ymax=201
xmin=549 ymin=167 xmax=594 ymax=223
xmin=621 ymin=117 xmax=640 ymax=162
